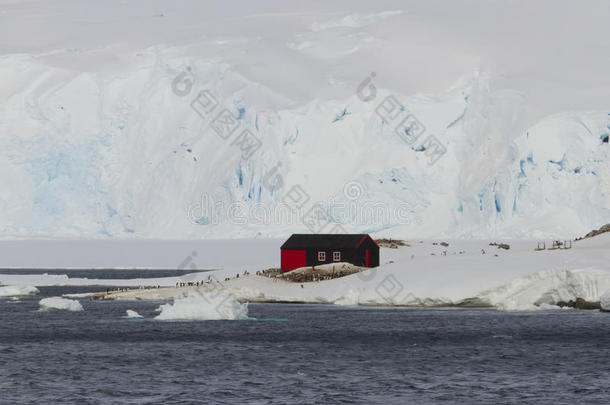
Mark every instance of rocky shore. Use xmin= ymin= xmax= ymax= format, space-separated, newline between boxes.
xmin=555 ymin=298 xmax=601 ymax=310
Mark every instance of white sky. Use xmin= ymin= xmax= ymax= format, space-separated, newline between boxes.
xmin=1 ymin=0 xmax=609 ymax=128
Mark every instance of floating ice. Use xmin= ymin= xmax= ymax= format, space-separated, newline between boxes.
xmin=601 ymin=290 xmax=610 ymax=312
xmin=39 ymin=297 xmax=84 ymax=312
xmin=124 ymin=309 xmax=143 ymax=318
xmin=0 ymin=285 xmax=39 ymax=297
xmin=537 ymin=303 xmax=563 ymax=311
xmin=155 ymin=290 xmax=248 ymax=321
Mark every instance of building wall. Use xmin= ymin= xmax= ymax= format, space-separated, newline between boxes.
xmin=304 ymin=246 xmax=379 ymax=268
xmin=358 ymin=238 xmax=380 ymax=267
xmin=281 ymin=237 xmax=380 ymax=271
xmin=305 ymin=248 xmax=354 ymax=267
xmin=281 ymin=249 xmax=306 ymax=271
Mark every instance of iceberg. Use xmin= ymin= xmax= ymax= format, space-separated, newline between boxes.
xmin=155 ymin=290 xmax=249 ymax=321
xmin=124 ymin=309 xmax=143 ymax=318
xmin=39 ymin=297 xmax=84 ymax=312
xmin=537 ymin=303 xmax=564 ymax=311
xmin=0 ymin=285 xmax=39 ymax=298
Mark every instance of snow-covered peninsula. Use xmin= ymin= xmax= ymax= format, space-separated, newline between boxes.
xmin=3 ymin=232 xmax=608 ymax=312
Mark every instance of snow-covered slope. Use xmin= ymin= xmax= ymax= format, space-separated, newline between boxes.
xmin=1 ymin=1 xmax=609 ymax=239
xmin=4 ymin=234 xmax=610 ymax=311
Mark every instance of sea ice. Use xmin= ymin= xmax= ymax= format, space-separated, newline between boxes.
xmin=0 ymin=285 xmax=39 ymax=297
xmin=124 ymin=310 xmax=143 ymax=318
xmin=39 ymin=297 xmax=84 ymax=312
xmin=537 ymin=303 xmax=563 ymax=311
xmin=155 ymin=290 xmax=249 ymax=321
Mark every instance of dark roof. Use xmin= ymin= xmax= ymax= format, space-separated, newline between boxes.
xmin=281 ymin=234 xmax=378 ymax=249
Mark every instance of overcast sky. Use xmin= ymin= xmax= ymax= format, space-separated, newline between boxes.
xmin=2 ymin=0 xmax=609 ymax=129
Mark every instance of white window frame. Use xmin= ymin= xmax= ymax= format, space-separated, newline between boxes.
xmin=318 ymin=251 xmax=326 ymax=262
xmin=333 ymin=251 xmax=341 ymax=262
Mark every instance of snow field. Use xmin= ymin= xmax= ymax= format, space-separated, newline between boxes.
xmin=3 ymin=234 xmax=609 ymax=311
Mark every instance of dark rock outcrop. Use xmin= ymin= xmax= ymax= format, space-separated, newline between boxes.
xmin=578 ymin=224 xmax=610 ymax=240
xmin=556 ymin=298 xmax=601 ymax=310
xmin=489 ymin=242 xmax=510 ymax=250
xmin=375 ymin=239 xmax=410 ymax=249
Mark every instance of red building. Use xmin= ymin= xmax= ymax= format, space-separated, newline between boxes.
xmin=280 ymin=234 xmax=380 ymax=272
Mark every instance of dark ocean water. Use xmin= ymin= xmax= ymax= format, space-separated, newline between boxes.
xmin=1 ymin=272 xmax=610 ymax=404
xmin=0 ymin=268 xmax=204 ymax=279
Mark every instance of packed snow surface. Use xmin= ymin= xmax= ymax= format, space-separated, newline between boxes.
xmin=155 ymin=291 xmax=249 ymax=321
xmin=0 ymin=285 xmax=39 ymax=297
xmin=5 ymin=235 xmax=610 ymax=311
xmin=69 ymin=234 xmax=610 ymax=311
xmin=39 ymin=297 xmax=83 ymax=312
xmin=333 ymin=289 xmax=361 ymax=306
xmin=601 ymin=290 xmax=610 ymax=312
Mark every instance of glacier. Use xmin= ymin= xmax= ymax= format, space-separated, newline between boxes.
xmin=0 ymin=1 xmax=609 ymax=240
xmin=1 ymin=57 xmax=607 ymax=239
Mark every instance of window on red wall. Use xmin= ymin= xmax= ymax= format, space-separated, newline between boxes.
xmin=318 ymin=251 xmax=326 ymax=261
xmin=333 ymin=251 xmax=341 ymax=262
